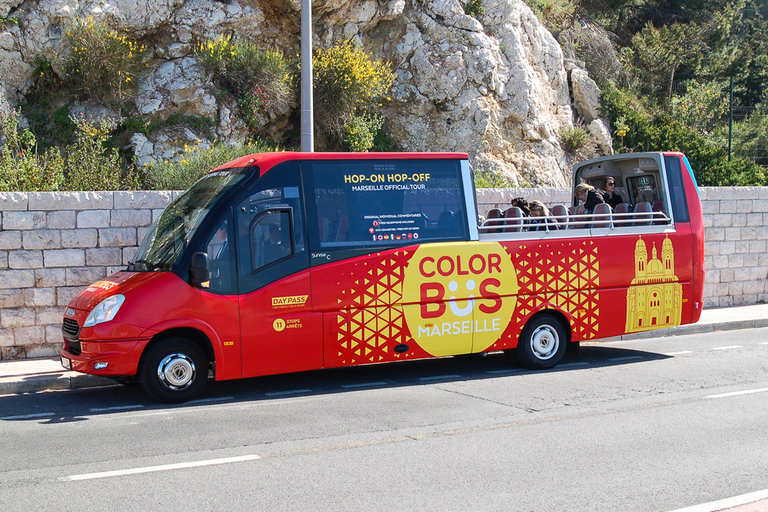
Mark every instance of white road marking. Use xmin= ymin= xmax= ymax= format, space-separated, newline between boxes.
xmin=341 ymin=382 xmax=388 ymax=389
xmin=418 ymin=375 xmax=461 ymax=381
xmin=608 ymin=356 xmax=644 ymax=362
xmin=706 ymin=387 xmax=768 ymax=399
xmin=265 ymin=389 xmax=312 ymax=397
xmin=485 ymin=369 xmax=526 ymax=374
xmin=0 ymin=412 xmax=55 ymax=420
xmin=664 ymin=351 xmax=694 ymax=356
xmin=62 ymin=454 xmax=262 ymax=481
xmin=666 ymin=488 xmax=768 ymax=512
xmin=90 ymin=405 xmax=144 ymax=412
xmin=711 ymin=345 xmax=742 ymax=350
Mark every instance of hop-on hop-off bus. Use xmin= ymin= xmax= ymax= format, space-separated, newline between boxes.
xmin=61 ymin=151 xmax=704 ymax=402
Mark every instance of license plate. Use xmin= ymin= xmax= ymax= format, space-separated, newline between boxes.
xmin=60 ymin=356 xmax=71 ymax=370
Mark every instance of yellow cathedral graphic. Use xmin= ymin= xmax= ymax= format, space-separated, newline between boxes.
xmin=626 ymin=235 xmax=683 ymax=332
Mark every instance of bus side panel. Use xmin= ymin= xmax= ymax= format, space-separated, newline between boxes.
xmin=239 ymin=269 xmax=323 ymax=378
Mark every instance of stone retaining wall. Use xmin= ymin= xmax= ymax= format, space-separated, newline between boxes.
xmin=1 ymin=187 xmax=765 ymax=359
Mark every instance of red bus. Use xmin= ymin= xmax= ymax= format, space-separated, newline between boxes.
xmin=61 ymin=151 xmax=704 ymax=402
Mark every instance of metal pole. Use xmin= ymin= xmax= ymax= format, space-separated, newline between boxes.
xmin=300 ymin=0 xmax=314 ymax=152
xmin=728 ymin=76 xmax=733 ymax=162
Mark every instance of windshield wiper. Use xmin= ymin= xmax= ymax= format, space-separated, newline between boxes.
xmin=128 ymin=259 xmax=157 ymax=272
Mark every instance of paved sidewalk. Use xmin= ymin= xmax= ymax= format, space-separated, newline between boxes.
xmin=2 ymin=304 xmax=768 ymax=396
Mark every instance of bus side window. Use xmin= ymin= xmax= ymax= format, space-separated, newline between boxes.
xmin=250 ymin=210 xmax=294 ymax=272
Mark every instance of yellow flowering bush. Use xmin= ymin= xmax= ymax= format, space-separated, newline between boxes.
xmin=62 ymin=17 xmax=148 ymax=106
xmin=313 ymin=41 xmax=394 ymax=150
xmin=197 ymin=36 xmax=290 ymax=130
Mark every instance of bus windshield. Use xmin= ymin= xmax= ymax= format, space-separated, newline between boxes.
xmin=129 ymin=169 xmax=248 ymax=271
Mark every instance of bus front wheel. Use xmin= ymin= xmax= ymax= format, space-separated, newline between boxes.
xmin=140 ymin=338 xmax=209 ymax=403
xmin=513 ymin=313 xmax=568 ymax=370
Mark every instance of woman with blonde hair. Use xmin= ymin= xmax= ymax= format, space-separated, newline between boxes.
xmin=528 ymin=200 xmax=559 ymax=231
xmin=575 ymin=183 xmax=605 ymax=215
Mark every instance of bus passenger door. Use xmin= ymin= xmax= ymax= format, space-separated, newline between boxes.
xmin=234 ymin=164 xmax=321 ymax=378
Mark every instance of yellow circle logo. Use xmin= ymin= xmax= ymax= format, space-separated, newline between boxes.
xmin=273 ymin=318 xmax=286 ymax=332
xmin=402 ymin=242 xmax=518 ymax=356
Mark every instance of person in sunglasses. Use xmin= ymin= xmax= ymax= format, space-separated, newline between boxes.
xmin=599 ymin=176 xmax=624 ymax=210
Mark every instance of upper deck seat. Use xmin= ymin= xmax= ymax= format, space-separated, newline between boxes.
xmin=633 ymin=201 xmax=653 ymax=226
xmin=551 ymin=204 xmax=569 ymax=230
xmin=591 ymin=203 xmax=612 ymax=228
xmin=503 ymin=206 xmax=524 ymax=232
xmin=486 ymin=208 xmax=502 ymax=233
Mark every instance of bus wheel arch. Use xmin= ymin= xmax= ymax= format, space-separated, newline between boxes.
xmin=138 ymin=329 xmax=213 ymax=403
xmin=511 ymin=310 xmax=570 ymax=370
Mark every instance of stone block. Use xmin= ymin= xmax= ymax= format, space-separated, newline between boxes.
xmin=61 ymin=229 xmax=98 ymax=248
xmin=736 ymin=200 xmax=753 ymax=214
xmin=748 ymin=240 xmax=766 ymax=255
xmin=45 ymin=324 xmax=64 ymax=344
xmin=86 ymin=248 xmax=123 ymax=266
xmin=26 ymin=343 xmax=61 ymax=358
xmin=701 ymin=201 xmax=720 ymax=215
xmin=47 ymin=210 xmax=77 ymax=229
xmin=731 ymin=214 xmax=747 ymax=227
xmin=0 ymin=251 xmax=6 ymax=269
xmin=741 ymin=227 xmax=758 ymax=241
xmin=28 ymin=191 xmax=113 ymax=211
xmin=703 ymin=242 xmax=720 ymax=255
xmin=77 ymin=210 xmax=111 ymax=228
xmin=9 ymin=250 xmax=44 ymax=269
xmin=712 ymin=214 xmax=732 ymax=227
xmin=0 ymin=328 xmax=15 ymax=348
xmin=0 ymin=230 xmax=21 ymax=250
xmin=107 ymin=265 xmax=126 ymax=275
xmin=724 ymin=227 xmax=741 ymax=241
xmin=57 ymin=286 xmax=85 ymax=306
xmin=24 ymin=287 xmax=56 ymax=307
xmin=114 ymin=190 xmax=174 ymax=209
xmin=22 ymin=229 xmax=61 ymax=249
xmin=44 ymin=249 xmax=85 ymax=267
xmin=749 ymin=267 xmax=768 ymax=280
xmin=743 ymin=253 xmax=760 ymax=267
xmin=704 ymin=228 xmax=724 ymax=241
xmin=66 ymin=266 xmax=106 ymax=286
xmin=0 ymin=192 xmax=28 ymax=210
xmin=12 ymin=325 xmax=45 ymax=345
xmin=111 ymin=209 xmax=152 ymax=227
xmin=0 ymin=289 xmax=26 ymax=308
xmin=36 ymin=306 xmax=65 ymax=325
xmin=1 ymin=308 xmax=36 ymax=328
xmin=99 ymin=227 xmax=137 ymax=247
xmin=123 ymin=246 xmax=138 ymax=265
xmin=747 ymin=213 xmax=764 ymax=226
xmin=743 ymin=280 xmax=765 ymax=294
xmin=710 ymin=255 xmax=729 ymax=269
xmin=3 ymin=211 xmax=46 ymax=230
xmin=728 ymin=282 xmax=743 ymax=296
xmin=34 ymin=268 xmax=67 ymax=287
xmin=0 ymin=269 xmax=35 ymax=289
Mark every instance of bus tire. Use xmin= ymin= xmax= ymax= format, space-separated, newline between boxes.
xmin=514 ymin=313 xmax=568 ymax=370
xmin=139 ymin=337 xmax=209 ymax=403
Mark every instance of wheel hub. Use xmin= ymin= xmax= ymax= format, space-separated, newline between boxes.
xmin=530 ymin=325 xmax=559 ymax=360
xmin=157 ymin=353 xmax=196 ymax=390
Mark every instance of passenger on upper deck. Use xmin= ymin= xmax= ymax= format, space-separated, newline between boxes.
xmin=510 ymin=197 xmax=530 ymax=216
xmin=599 ymin=176 xmax=624 ymax=210
xmin=575 ymin=183 xmax=606 ymax=215
xmin=528 ymin=201 xmax=559 ymax=231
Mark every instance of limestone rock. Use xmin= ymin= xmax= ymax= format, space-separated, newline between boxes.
xmin=571 ymin=67 xmax=602 ymax=123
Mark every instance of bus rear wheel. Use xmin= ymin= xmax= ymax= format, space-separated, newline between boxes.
xmin=140 ymin=338 xmax=209 ymax=403
xmin=513 ymin=313 xmax=568 ymax=370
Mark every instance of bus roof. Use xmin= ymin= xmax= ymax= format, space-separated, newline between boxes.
xmin=212 ymin=151 xmax=470 ymax=175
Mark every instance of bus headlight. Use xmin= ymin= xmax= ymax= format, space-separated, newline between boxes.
xmin=83 ymin=294 xmax=126 ymax=327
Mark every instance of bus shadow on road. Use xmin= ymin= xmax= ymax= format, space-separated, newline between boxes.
xmin=0 ymin=345 xmax=668 ymax=422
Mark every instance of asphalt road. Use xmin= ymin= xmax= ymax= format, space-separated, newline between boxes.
xmin=1 ymin=328 xmax=767 ymax=512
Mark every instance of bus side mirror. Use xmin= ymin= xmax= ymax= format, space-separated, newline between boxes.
xmin=190 ymin=252 xmax=211 ymax=288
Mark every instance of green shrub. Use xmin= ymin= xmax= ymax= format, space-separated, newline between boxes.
xmin=62 ymin=17 xmax=148 ymax=107
xmin=313 ymin=41 xmax=394 ymax=150
xmin=343 ymin=114 xmax=383 ymax=152
xmin=462 ymin=0 xmax=484 ymax=17
xmin=602 ymin=84 xmax=766 ymax=186
xmin=144 ymin=140 xmax=277 ymax=190
xmin=0 ymin=109 xmax=65 ymax=191
xmin=474 ymin=170 xmax=516 ymax=188
xmin=197 ymin=36 xmax=291 ymax=131
xmin=560 ymin=125 xmax=590 ymax=153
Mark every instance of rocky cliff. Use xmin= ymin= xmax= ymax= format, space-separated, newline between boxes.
xmin=0 ymin=0 xmax=612 ymax=186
